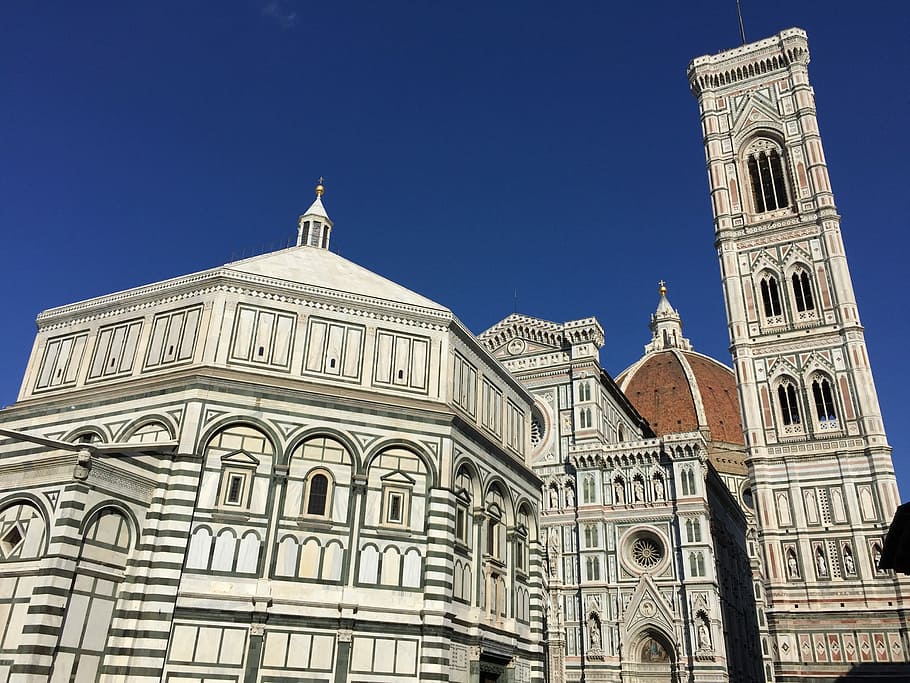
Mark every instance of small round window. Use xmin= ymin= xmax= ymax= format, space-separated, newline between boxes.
xmin=630 ymin=532 xmax=665 ymax=570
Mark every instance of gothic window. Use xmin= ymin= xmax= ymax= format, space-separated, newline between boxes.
xmin=760 ymin=275 xmax=783 ymax=318
xmin=689 ymin=551 xmax=706 ymax=576
xmin=776 ymin=380 xmax=802 ymax=427
xmin=586 ymin=556 xmax=601 ymax=581
xmin=617 ymin=424 xmax=625 ymax=442
xmin=582 ymin=475 xmax=596 ymax=504
xmin=746 ymin=140 xmax=789 ymax=213
xmin=791 ymin=270 xmax=815 ymax=313
xmin=584 ymin=524 xmax=599 ymax=548
xmin=577 ymin=381 xmax=592 ymax=402
xmin=578 ymin=407 xmax=593 ymax=429
xmin=811 ymin=375 xmax=838 ymax=423
xmin=681 ymin=469 xmax=697 ymax=496
xmin=686 ymin=519 xmax=702 ymax=543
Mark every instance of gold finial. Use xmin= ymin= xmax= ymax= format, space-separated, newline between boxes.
xmin=315 ymin=176 xmax=325 ymax=198
xmin=658 ymin=280 xmax=667 ymax=295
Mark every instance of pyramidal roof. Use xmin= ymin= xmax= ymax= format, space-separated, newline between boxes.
xmin=224 ymin=245 xmax=448 ymax=312
xmin=38 ymin=184 xmax=450 ymax=322
xmin=302 ymin=195 xmax=330 ymax=220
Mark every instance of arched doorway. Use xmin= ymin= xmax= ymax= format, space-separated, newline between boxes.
xmin=624 ymin=628 xmax=678 ymax=683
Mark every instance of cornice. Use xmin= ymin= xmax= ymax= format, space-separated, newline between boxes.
xmin=36 ymin=268 xmax=452 ymax=332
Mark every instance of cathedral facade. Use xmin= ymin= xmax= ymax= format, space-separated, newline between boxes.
xmin=0 ymin=27 xmax=907 ymax=683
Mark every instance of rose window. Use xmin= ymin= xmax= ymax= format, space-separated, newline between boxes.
xmin=631 ymin=536 xmax=663 ymax=569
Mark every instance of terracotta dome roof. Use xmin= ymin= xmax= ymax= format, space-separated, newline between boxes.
xmin=617 ymin=348 xmax=744 ymax=446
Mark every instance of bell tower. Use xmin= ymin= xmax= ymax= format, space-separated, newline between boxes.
xmin=689 ymin=29 xmax=909 ymax=681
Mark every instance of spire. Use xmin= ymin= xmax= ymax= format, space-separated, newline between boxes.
xmin=297 ymin=177 xmax=333 ymax=249
xmin=644 ymin=281 xmax=693 ymax=354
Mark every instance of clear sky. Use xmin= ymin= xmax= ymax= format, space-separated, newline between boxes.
xmin=2 ymin=3 xmax=908 ymax=492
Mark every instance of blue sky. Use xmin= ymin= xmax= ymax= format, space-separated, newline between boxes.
xmin=2 ymin=3 xmax=908 ymax=492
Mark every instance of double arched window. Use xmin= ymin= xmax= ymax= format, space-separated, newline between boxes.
xmin=584 ymin=523 xmax=599 ymax=548
xmin=776 ymin=374 xmax=841 ymax=434
xmin=582 ymin=475 xmax=596 ymax=504
xmin=680 ymin=469 xmax=697 ymax=496
xmin=745 ymin=139 xmax=789 ymax=213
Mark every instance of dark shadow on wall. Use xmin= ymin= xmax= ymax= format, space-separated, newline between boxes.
xmin=833 ymin=662 xmax=910 ymax=681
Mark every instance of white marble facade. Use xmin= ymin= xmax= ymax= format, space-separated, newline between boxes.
xmin=0 ymin=196 xmax=544 ymax=683
xmin=0 ymin=27 xmax=908 ymax=683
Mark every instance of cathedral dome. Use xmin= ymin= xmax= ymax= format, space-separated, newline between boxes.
xmin=616 ymin=286 xmax=745 ymax=475
xmin=617 ymin=348 xmax=743 ymax=446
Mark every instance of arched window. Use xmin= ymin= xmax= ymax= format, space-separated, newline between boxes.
xmin=791 ymin=271 xmax=815 ymax=313
xmin=485 ymin=486 xmax=506 ymax=561
xmin=811 ymin=376 xmax=838 ymax=423
xmin=582 ymin=475 xmax=596 ymax=504
xmin=72 ymin=430 xmax=104 ymax=444
xmin=585 ymin=524 xmax=599 ymax=548
xmin=0 ymin=502 xmax=47 ymax=561
xmin=777 ymin=381 xmax=801 ymax=426
xmin=292 ymin=436 xmax=354 ymax=522
xmin=306 ymin=473 xmax=329 ymax=515
xmin=486 ymin=507 xmax=502 ymax=559
xmin=126 ymin=421 xmax=173 ymax=444
xmin=686 ymin=519 xmax=701 ymax=543
xmin=681 ymin=469 xmax=697 ymax=496
xmin=515 ymin=505 xmax=531 ymax=573
xmin=617 ymin=424 xmax=625 ymax=442
xmin=760 ymin=275 xmax=783 ymax=318
xmin=49 ymin=508 xmax=133 ymax=683
xmin=746 ymin=140 xmax=789 ymax=213
xmin=454 ymin=465 xmax=474 ymax=545
xmin=586 ymin=556 xmax=601 ymax=581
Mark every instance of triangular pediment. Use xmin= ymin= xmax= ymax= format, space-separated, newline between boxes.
xmin=380 ymin=470 xmax=416 ymax=486
xmin=768 ymin=356 xmax=800 ymax=379
xmin=220 ymin=450 xmax=260 ymax=466
xmin=732 ymin=91 xmax=781 ymax=134
xmin=623 ymin=574 xmax=675 ymax=632
xmin=781 ymin=243 xmax=812 ymax=268
xmin=751 ymin=249 xmax=780 ymax=272
xmin=803 ymin=351 xmax=835 ymax=376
